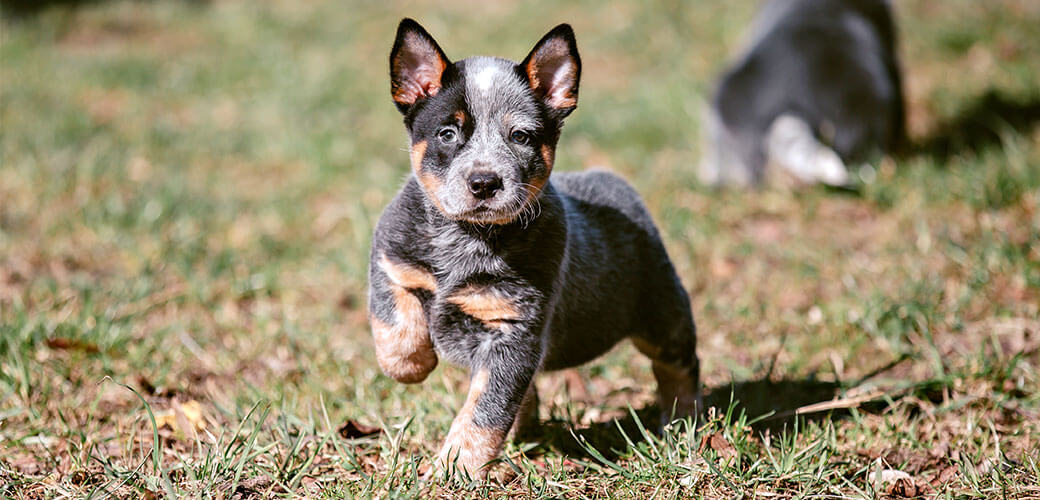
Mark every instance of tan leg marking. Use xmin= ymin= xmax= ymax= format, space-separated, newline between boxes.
xmin=447 ymin=286 xmax=521 ymax=329
xmin=436 ymin=369 xmax=507 ymax=479
xmin=379 ymin=253 xmax=437 ymax=292
xmin=631 ymin=337 xmax=662 ymax=359
xmin=371 ymin=254 xmax=438 ymax=384
xmin=633 ymin=338 xmax=701 ymax=424
xmin=652 ymin=361 xmax=701 ymax=423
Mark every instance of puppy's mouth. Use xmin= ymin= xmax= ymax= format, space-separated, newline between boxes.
xmin=434 ymin=179 xmax=545 ymax=226
xmin=457 ymin=204 xmax=518 ymax=225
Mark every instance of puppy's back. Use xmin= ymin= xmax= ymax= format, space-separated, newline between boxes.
xmin=552 ymin=170 xmax=659 ymax=238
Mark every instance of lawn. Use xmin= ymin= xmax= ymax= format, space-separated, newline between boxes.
xmin=1 ymin=0 xmax=1039 ymax=497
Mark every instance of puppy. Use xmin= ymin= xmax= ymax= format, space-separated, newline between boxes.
xmin=700 ymin=0 xmax=905 ymax=187
xmin=368 ymin=19 xmax=701 ymax=479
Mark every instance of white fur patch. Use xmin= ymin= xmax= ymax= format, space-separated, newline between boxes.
xmin=767 ymin=114 xmax=850 ymax=186
xmin=473 ymin=66 xmax=500 ymax=92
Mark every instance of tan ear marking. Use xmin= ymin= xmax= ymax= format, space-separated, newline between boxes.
xmin=391 ymin=32 xmax=448 ymax=106
xmin=525 ymin=36 xmax=579 ymax=110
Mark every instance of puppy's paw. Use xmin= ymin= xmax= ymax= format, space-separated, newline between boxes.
xmin=371 ymin=317 xmax=438 ymax=383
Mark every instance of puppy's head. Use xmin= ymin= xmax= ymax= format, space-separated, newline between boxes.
xmin=389 ymin=19 xmax=581 ymax=225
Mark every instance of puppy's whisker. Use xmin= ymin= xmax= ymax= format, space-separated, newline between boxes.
xmin=515 ymin=182 xmax=544 ymax=228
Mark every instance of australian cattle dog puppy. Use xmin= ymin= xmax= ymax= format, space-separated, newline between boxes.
xmin=701 ymin=0 xmax=905 ymax=187
xmin=368 ymin=19 xmax=701 ymax=479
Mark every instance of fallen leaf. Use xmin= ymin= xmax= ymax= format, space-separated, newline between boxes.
xmin=155 ymin=400 xmax=208 ymax=436
xmin=10 ymin=454 xmax=41 ymax=475
xmin=868 ymin=468 xmax=933 ymax=498
xmin=888 ymin=476 xmax=918 ymax=497
xmin=233 ymin=474 xmax=274 ymax=499
xmin=136 ymin=375 xmax=158 ymax=395
xmin=338 ymin=419 xmax=382 ymax=439
xmin=417 ymin=462 xmax=432 ymax=476
xmin=930 ymin=464 xmax=958 ymax=486
xmin=562 ymin=369 xmax=589 ymax=400
xmin=699 ymin=432 xmax=738 ymax=460
xmin=45 ymin=338 xmax=100 ymax=353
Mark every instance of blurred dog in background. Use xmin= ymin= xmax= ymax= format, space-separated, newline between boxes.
xmin=700 ymin=0 xmax=904 ymax=187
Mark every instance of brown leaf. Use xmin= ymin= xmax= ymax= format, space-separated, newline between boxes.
xmin=155 ymin=400 xmax=208 ymax=437
xmin=699 ymin=432 xmax=737 ymax=460
xmin=338 ymin=419 xmax=382 ymax=439
xmin=233 ymin=475 xmax=275 ymax=499
xmin=869 ymin=468 xmax=935 ymax=498
xmin=930 ymin=464 xmax=959 ymax=486
xmin=338 ymin=292 xmax=357 ymax=310
xmin=45 ymin=337 xmax=99 ymax=353
xmin=10 ymin=454 xmax=41 ymax=475
xmin=887 ymin=476 xmax=918 ymax=497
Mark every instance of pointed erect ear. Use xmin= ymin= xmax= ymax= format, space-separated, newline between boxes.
xmin=390 ymin=19 xmax=451 ymax=114
xmin=521 ymin=24 xmax=581 ymax=118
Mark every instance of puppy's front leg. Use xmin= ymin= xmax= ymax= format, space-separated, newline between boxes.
xmin=436 ymin=347 xmax=539 ymax=479
xmin=434 ymin=286 xmax=543 ymax=479
xmin=368 ymin=252 xmax=439 ymax=384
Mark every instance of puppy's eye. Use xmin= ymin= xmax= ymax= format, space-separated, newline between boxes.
xmin=510 ymin=130 xmax=532 ymax=146
xmin=438 ymin=128 xmax=457 ymax=144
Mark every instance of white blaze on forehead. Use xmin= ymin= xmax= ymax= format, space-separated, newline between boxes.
xmin=473 ymin=65 xmax=501 ymax=92
xmin=461 ymin=57 xmax=542 ymax=133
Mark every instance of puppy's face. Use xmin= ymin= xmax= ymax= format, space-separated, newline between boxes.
xmin=389 ymin=20 xmax=581 ymax=225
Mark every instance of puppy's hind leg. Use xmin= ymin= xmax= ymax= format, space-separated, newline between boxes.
xmin=510 ymin=381 xmax=540 ymax=441
xmin=632 ymin=310 xmax=702 ymax=431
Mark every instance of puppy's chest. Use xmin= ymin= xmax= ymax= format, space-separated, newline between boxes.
xmin=427 ymin=229 xmax=507 ymax=282
xmin=422 ymin=226 xmax=543 ymax=332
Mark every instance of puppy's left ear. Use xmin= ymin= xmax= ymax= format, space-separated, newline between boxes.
xmin=521 ymin=24 xmax=581 ymax=119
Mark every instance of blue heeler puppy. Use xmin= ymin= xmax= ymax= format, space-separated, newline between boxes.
xmin=368 ymin=19 xmax=701 ymax=479
xmin=701 ymin=0 xmax=904 ymax=187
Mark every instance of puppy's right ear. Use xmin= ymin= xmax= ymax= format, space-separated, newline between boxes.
xmin=390 ymin=19 xmax=451 ymax=115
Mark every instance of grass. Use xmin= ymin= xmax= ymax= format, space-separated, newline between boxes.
xmin=1 ymin=0 xmax=1039 ymax=497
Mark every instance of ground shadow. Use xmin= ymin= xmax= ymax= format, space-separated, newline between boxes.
xmin=910 ymin=89 xmax=1040 ymax=160
xmin=527 ymin=377 xmax=847 ymax=461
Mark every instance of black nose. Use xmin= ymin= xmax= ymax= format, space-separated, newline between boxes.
xmin=467 ymin=171 xmax=503 ymax=200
